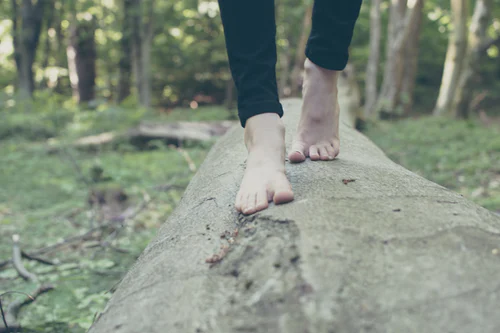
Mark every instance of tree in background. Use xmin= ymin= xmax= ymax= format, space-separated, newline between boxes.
xmin=434 ymin=0 xmax=468 ymax=116
xmin=67 ymin=14 xmax=96 ymax=104
xmin=11 ymin=0 xmax=50 ymax=98
xmin=376 ymin=0 xmax=425 ymax=118
xmin=364 ymin=0 xmax=382 ymax=118
xmin=452 ymin=0 xmax=493 ymax=118
xmin=130 ymin=0 xmax=155 ymax=108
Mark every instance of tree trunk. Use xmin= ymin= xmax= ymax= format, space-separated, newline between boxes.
xmin=433 ymin=0 xmax=468 ymax=116
xmin=364 ymin=0 xmax=382 ymax=118
xmin=67 ymin=16 xmax=97 ymax=104
xmin=117 ymin=0 xmax=133 ymax=103
xmin=289 ymin=4 xmax=313 ymax=97
xmin=451 ymin=0 xmax=492 ymax=118
xmin=13 ymin=0 xmax=47 ymax=97
xmin=131 ymin=0 xmax=155 ymax=107
xmin=401 ymin=0 xmax=425 ymax=115
xmin=377 ymin=0 xmax=424 ymax=117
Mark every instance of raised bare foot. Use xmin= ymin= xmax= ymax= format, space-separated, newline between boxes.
xmin=289 ymin=58 xmax=340 ymax=163
xmin=235 ymin=113 xmax=294 ymax=215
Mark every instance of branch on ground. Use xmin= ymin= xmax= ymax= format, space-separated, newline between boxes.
xmin=0 ymin=285 xmax=55 ymax=333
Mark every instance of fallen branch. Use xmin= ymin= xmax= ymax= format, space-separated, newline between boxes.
xmin=12 ymin=235 xmax=37 ymax=282
xmin=0 ymin=285 xmax=55 ymax=333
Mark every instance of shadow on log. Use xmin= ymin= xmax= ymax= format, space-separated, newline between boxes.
xmin=89 ymin=99 xmax=500 ymax=333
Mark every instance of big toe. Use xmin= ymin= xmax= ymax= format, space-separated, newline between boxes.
xmin=289 ymin=142 xmax=307 ymax=163
xmin=272 ymin=175 xmax=294 ymax=205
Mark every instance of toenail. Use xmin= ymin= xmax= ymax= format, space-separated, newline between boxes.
xmin=328 ymin=156 xmax=334 ymax=160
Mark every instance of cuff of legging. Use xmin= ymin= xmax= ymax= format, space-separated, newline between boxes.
xmin=238 ymin=101 xmax=284 ymax=127
xmin=305 ymin=46 xmax=349 ymax=71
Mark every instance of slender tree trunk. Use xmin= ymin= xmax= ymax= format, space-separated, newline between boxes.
xmin=401 ymin=0 xmax=425 ymax=115
xmin=433 ymin=0 xmax=468 ymax=116
xmin=13 ymin=0 xmax=47 ymax=97
xmin=117 ymin=0 xmax=133 ymax=103
xmin=364 ymin=0 xmax=382 ymax=118
xmin=451 ymin=0 xmax=492 ymax=118
xmin=131 ymin=0 xmax=155 ymax=107
xmin=377 ymin=0 xmax=407 ymax=115
xmin=290 ymin=4 xmax=313 ymax=97
xmin=377 ymin=0 xmax=424 ymax=116
xmin=67 ymin=16 xmax=97 ymax=103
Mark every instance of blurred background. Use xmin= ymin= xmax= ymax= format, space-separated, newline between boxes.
xmin=0 ymin=0 xmax=499 ymax=332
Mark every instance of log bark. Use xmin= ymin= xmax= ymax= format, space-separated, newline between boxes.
xmin=433 ymin=0 xmax=468 ymax=116
xmin=88 ymin=98 xmax=500 ymax=333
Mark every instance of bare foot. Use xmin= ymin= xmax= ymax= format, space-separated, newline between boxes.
xmin=289 ymin=58 xmax=340 ymax=163
xmin=235 ymin=113 xmax=294 ymax=215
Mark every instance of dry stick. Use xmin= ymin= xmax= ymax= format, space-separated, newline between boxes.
xmin=0 ymin=298 xmax=8 ymax=333
xmin=0 ymin=286 xmax=54 ymax=332
xmin=12 ymin=235 xmax=37 ymax=282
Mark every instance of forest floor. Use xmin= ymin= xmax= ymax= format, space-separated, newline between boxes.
xmin=0 ymin=104 xmax=499 ymax=332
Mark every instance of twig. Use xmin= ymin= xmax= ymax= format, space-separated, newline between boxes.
xmin=0 ymin=285 xmax=54 ymax=332
xmin=12 ymin=235 xmax=37 ymax=282
xmin=0 ymin=298 xmax=8 ymax=333
xmin=21 ymin=251 xmax=58 ymax=266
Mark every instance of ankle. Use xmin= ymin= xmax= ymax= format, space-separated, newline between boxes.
xmin=244 ymin=113 xmax=285 ymax=148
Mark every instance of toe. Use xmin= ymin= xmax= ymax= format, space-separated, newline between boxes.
xmin=242 ymin=193 xmax=256 ymax=215
xmin=309 ymin=145 xmax=320 ymax=161
xmin=319 ymin=146 xmax=330 ymax=161
xmin=255 ymin=190 xmax=269 ymax=212
xmin=326 ymin=145 xmax=336 ymax=160
xmin=289 ymin=141 xmax=307 ymax=163
xmin=273 ymin=175 xmax=294 ymax=205
xmin=235 ymin=191 xmax=244 ymax=212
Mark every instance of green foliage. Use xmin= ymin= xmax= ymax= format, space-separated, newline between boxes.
xmin=366 ymin=117 xmax=500 ymax=212
xmin=0 ymin=104 xmax=230 ymax=332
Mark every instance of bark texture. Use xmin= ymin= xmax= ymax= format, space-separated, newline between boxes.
xmin=433 ymin=0 xmax=468 ymax=116
xmin=89 ymin=98 xmax=500 ymax=333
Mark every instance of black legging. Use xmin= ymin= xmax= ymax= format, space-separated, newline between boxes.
xmin=218 ymin=0 xmax=363 ymax=127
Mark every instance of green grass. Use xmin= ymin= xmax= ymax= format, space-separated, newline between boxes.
xmin=365 ymin=116 xmax=500 ymax=212
xmin=0 ymin=104 xmax=232 ymax=332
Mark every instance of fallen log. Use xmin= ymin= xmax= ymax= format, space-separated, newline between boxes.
xmin=89 ymin=98 xmax=500 ymax=333
xmin=47 ymin=121 xmax=235 ymax=151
